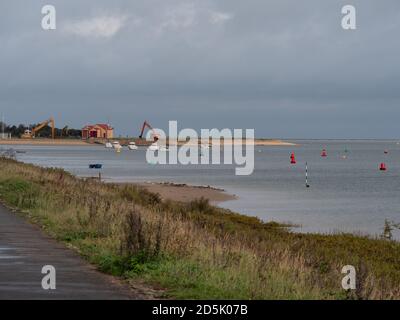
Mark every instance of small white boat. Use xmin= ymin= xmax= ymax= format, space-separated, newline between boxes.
xmin=159 ymin=146 xmax=169 ymax=152
xmin=112 ymin=141 xmax=122 ymax=149
xmin=128 ymin=142 xmax=138 ymax=150
xmin=105 ymin=142 xmax=113 ymax=148
xmin=148 ymin=143 xmax=159 ymax=151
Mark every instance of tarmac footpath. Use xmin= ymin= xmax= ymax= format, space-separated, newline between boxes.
xmin=0 ymin=204 xmax=139 ymax=300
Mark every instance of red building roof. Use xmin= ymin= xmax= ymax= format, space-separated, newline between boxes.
xmin=82 ymin=124 xmax=113 ymax=130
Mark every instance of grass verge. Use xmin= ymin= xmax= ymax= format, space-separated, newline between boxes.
xmin=0 ymin=157 xmax=399 ymax=299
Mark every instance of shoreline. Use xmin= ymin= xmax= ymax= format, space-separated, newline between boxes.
xmin=0 ymin=138 xmax=295 ymax=147
xmin=0 ymin=138 xmax=90 ymax=146
xmin=136 ymin=181 xmax=237 ymax=204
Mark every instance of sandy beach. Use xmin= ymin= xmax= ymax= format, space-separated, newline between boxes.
xmin=0 ymin=138 xmax=295 ymax=147
xmin=0 ymin=138 xmax=90 ymax=146
xmin=253 ymin=139 xmax=295 ymax=146
xmin=173 ymin=139 xmax=296 ymax=146
xmin=137 ymin=182 xmax=237 ymax=204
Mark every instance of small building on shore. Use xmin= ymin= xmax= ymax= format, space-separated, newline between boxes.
xmin=82 ymin=124 xmax=113 ymax=139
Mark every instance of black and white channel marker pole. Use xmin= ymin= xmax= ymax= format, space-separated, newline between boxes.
xmin=306 ymin=162 xmax=310 ymax=188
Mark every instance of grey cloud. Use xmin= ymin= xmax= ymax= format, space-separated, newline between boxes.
xmin=1 ymin=0 xmax=400 ymax=138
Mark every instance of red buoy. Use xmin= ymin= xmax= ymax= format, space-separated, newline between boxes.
xmin=290 ymin=152 xmax=296 ymax=164
xmin=380 ymin=163 xmax=387 ymax=171
xmin=321 ymin=149 xmax=327 ymax=157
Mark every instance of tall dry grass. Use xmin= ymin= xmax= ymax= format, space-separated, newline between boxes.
xmin=0 ymin=157 xmax=399 ymax=299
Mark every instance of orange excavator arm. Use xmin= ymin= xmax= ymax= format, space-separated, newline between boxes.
xmin=139 ymin=120 xmax=159 ymax=141
xmin=139 ymin=121 xmax=151 ymax=139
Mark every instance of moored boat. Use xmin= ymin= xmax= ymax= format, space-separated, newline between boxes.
xmin=128 ymin=142 xmax=138 ymax=150
xmin=112 ymin=141 xmax=122 ymax=149
xmin=89 ymin=164 xmax=102 ymax=169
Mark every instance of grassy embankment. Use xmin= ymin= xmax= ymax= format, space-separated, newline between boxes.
xmin=0 ymin=157 xmax=399 ymax=299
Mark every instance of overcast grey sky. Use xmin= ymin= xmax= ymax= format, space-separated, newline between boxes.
xmin=1 ymin=0 xmax=400 ymax=138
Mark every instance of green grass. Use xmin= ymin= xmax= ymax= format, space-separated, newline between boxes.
xmin=0 ymin=157 xmax=399 ymax=299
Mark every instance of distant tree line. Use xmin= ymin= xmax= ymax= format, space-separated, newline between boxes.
xmin=0 ymin=122 xmax=82 ymax=138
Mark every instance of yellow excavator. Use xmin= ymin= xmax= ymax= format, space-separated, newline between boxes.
xmin=21 ymin=117 xmax=55 ymax=139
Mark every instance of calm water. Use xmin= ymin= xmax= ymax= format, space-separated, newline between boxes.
xmin=7 ymin=140 xmax=400 ymax=239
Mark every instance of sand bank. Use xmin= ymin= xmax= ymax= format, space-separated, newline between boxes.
xmin=137 ymin=182 xmax=237 ymax=204
xmin=253 ymin=139 xmax=295 ymax=146
xmin=0 ymin=139 xmax=90 ymax=146
xmin=172 ymin=139 xmax=296 ymax=146
xmin=0 ymin=138 xmax=294 ymax=147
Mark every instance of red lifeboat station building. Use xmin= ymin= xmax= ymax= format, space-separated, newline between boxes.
xmin=82 ymin=124 xmax=114 ymax=139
